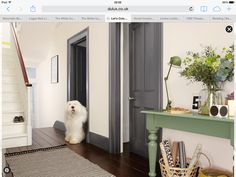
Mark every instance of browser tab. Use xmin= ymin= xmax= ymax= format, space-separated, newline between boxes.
xmin=106 ymin=14 xmax=131 ymax=22
xmin=131 ymin=15 xmax=157 ymax=22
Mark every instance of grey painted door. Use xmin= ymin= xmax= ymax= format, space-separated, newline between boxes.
xmin=129 ymin=23 xmax=163 ymax=158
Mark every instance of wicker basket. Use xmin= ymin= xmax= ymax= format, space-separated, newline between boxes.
xmin=159 ymin=158 xmax=199 ymax=177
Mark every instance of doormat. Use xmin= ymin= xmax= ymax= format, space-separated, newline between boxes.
xmin=5 ymin=145 xmax=115 ymax=177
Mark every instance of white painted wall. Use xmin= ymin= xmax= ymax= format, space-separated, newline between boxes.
xmin=162 ymin=23 xmax=234 ymax=171
xmin=22 ymin=23 xmax=110 ymax=137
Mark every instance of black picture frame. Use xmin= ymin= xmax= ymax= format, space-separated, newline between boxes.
xmin=51 ymin=55 xmax=59 ymax=83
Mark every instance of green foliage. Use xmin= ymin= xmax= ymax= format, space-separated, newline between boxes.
xmin=180 ymin=45 xmax=234 ymax=89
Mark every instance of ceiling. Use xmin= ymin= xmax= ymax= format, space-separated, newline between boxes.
xmin=18 ymin=23 xmax=58 ymax=66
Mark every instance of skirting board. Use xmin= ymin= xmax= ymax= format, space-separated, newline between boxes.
xmin=89 ymin=132 xmax=109 ymax=152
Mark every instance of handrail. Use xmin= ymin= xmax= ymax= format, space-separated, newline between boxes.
xmin=10 ymin=23 xmax=32 ymax=87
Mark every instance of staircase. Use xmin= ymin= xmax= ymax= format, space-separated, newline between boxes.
xmin=2 ymin=24 xmax=32 ymax=148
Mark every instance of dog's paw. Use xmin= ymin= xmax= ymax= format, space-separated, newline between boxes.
xmin=65 ymin=136 xmax=70 ymax=142
xmin=69 ymin=139 xmax=79 ymax=144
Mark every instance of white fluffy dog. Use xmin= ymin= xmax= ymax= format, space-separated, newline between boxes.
xmin=65 ymin=100 xmax=87 ymax=144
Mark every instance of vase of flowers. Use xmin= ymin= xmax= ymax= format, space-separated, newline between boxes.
xmin=198 ymin=86 xmax=224 ymax=115
xmin=180 ymin=45 xmax=234 ymax=115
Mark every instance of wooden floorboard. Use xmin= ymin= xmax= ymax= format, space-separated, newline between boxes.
xmin=5 ymin=128 xmax=154 ymax=177
xmin=33 ymin=129 xmax=62 ymax=146
xmin=38 ymin=127 xmax=65 ymax=144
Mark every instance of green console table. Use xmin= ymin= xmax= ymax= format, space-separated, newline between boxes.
xmin=141 ymin=111 xmax=234 ymax=177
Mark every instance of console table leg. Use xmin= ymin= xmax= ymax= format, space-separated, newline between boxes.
xmin=148 ymin=128 xmax=158 ymax=177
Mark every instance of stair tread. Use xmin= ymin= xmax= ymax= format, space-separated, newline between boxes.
xmin=3 ymin=73 xmax=15 ymax=76
xmin=2 ymin=100 xmax=22 ymax=103
xmin=2 ymin=75 xmax=16 ymax=77
xmin=3 ymin=122 xmax=26 ymax=126
xmin=2 ymin=82 xmax=18 ymax=85
xmin=3 ymin=81 xmax=18 ymax=84
xmin=2 ymin=90 xmax=19 ymax=93
xmin=3 ymin=80 xmax=17 ymax=83
xmin=3 ymin=133 xmax=27 ymax=139
xmin=2 ymin=90 xmax=19 ymax=94
xmin=2 ymin=99 xmax=22 ymax=102
xmin=3 ymin=111 xmax=24 ymax=114
xmin=2 ymin=84 xmax=18 ymax=88
xmin=3 ymin=110 xmax=24 ymax=113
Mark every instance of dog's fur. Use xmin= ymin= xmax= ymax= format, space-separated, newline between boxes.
xmin=65 ymin=100 xmax=87 ymax=144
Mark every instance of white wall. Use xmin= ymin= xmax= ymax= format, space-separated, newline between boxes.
xmin=163 ymin=23 xmax=234 ymax=170
xmin=28 ymin=23 xmax=110 ymax=137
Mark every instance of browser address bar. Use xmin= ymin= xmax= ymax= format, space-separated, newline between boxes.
xmin=42 ymin=6 xmax=193 ymax=12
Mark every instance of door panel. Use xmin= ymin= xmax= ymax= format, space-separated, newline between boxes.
xmin=131 ymin=107 xmax=145 ymax=154
xmin=129 ymin=23 xmax=163 ymax=158
xmin=144 ymin=24 xmax=156 ymax=91
xmin=133 ymin=24 xmax=144 ymax=92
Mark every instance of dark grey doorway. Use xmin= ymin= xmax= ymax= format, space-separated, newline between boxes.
xmin=74 ymin=39 xmax=87 ymax=106
xmin=129 ymin=23 xmax=163 ymax=160
xmin=67 ymin=28 xmax=89 ymax=141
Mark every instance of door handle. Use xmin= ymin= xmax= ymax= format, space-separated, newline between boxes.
xmin=128 ymin=96 xmax=135 ymax=100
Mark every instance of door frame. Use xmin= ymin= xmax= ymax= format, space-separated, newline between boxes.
xmin=67 ymin=27 xmax=90 ymax=142
xmin=109 ymin=23 xmax=121 ymax=154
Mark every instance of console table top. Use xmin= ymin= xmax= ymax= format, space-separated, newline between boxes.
xmin=141 ymin=110 xmax=234 ymax=123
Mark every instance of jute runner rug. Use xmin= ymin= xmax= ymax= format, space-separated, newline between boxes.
xmin=5 ymin=145 xmax=115 ymax=177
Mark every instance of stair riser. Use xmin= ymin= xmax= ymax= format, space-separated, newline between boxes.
xmin=2 ymin=92 xmax=20 ymax=102
xmin=3 ymin=66 xmax=16 ymax=71
xmin=3 ymin=136 xmax=28 ymax=149
xmin=2 ymin=57 xmax=16 ymax=64
xmin=3 ymin=61 xmax=16 ymax=69
xmin=3 ymin=124 xmax=26 ymax=135
xmin=3 ymin=107 xmax=23 ymax=113
xmin=3 ymin=48 xmax=17 ymax=58
xmin=3 ymin=84 xmax=18 ymax=92
xmin=3 ymin=112 xmax=24 ymax=123
xmin=3 ymin=68 xmax=16 ymax=76
xmin=3 ymin=76 xmax=17 ymax=84
xmin=3 ymin=102 xmax=23 ymax=111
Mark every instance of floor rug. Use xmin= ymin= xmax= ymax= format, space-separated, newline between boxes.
xmin=5 ymin=145 xmax=115 ymax=177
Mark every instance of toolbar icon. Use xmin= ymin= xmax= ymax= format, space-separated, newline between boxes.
xmin=213 ymin=6 xmax=221 ymax=12
xmin=227 ymin=6 xmax=231 ymax=11
xmin=200 ymin=6 xmax=208 ymax=12
xmin=189 ymin=7 xmax=194 ymax=11
xmin=30 ymin=5 xmax=36 ymax=12
xmin=18 ymin=6 xmax=23 ymax=12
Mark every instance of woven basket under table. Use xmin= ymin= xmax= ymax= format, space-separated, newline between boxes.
xmin=159 ymin=158 xmax=199 ymax=177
